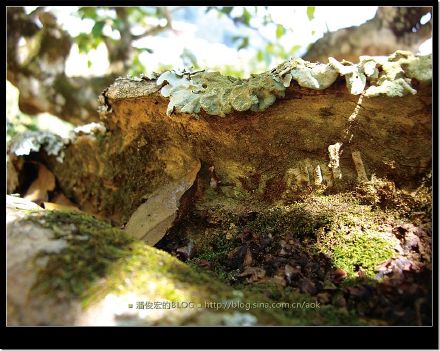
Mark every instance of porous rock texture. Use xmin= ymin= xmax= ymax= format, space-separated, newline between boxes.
xmin=8 ymin=51 xmax=432 ymax=231
xmin=6 ymin=196 xmax=277 ymax=326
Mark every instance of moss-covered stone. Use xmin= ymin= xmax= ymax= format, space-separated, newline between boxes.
xmin=11 ymin=206 xmax=369 ymax=325
xmin=173 ymin=190 xmax=426 ymax=291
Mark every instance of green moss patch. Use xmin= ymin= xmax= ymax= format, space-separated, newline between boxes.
xmin=29 ymin=210 xmax=134 ymax=300
xmin=330 ymin=233 xmax=395 ymax=278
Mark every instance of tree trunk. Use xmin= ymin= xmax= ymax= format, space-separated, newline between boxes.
xmin=303 ymin=7 xmax=432 ymax=63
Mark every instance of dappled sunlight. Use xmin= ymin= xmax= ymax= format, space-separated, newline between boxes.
xmin=160 ymin=188 xmax=431 ymax=324
xmin=6 ymin=6 xmax=433 ymax=335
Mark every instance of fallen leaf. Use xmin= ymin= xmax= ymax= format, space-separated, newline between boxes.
xmin=125 ymin=159 xmax=200 ymax=245
xmin=332 ymin=268 xmax=347 ymax=284
xmin=285 ymin=264 xmax=301 ymax=283
xmin=24 ymin=163 xmax=55 ymax=203
xmin=239 ymin=267 xmax=266 ymax=282
xmin=176 ymin=240 xmax=195 ymax=260
xmin=243 ymin=247 xmax=253 ymax=267
xmin=43 ymin=202 xmax=81 ymax=212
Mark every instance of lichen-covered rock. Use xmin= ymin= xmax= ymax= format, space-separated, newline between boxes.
xmin=8 ymin=130 xmax=67 ymax=162
xmin=8 ymin=51 xmax=432 ymax=228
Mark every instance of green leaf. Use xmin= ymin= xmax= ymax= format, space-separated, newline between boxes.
xmin=307 ymin=6 xmax=315 ymax=21
xmin=289 ymin=45 xmax=301 ymax=57
xmin=256 ymin=49 xmax=264 ymax=62
xmin=138 ymin=47 xmax=153 ymax=54
xmin=276 ymin=24 xmax=286 ymax=39
xmin=221 ymin=7 xmax=233 ymax=15
xmin=75 ymin=33 xmax=91 ymax=53
xmin=92 ymin=21 xmax=105 ymax=38
xmin=238 ymin=36 xmax=249 ymax=50
xmin=129 ymin=52 xmax=145 ymax=76
xmin=266 ymin=42 xmax=274 ymax=54
xmin=112 ymin=18 xmax=124 ymax=32
xmin=241 ymin=8 xmax=251 ymax=26
xmin=78 ymin=7 xmax=98 ymax=20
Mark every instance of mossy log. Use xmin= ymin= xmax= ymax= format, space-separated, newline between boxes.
xmin=8 ymin=52 xmax=432 ymax=228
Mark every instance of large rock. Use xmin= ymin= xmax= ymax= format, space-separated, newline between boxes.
xmin=8 ymin=52 xmax=432 ymax=227
xmin=6 ymin=198 xmax=294 ymax=326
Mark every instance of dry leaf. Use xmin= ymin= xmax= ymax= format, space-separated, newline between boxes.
xmin=285 ymin=264 xmax=301 ymax=283
xmin=239 ymin=267 xmax=266 ymax=282
xmin=125 ymin=159 xmax=200 ymax=245
xmin=53 ymin=193 xmax=77 ymax=206
xmin=24 ymin=163 xmax=55 ymax=203
xmin=243 ymin=247 xmax=253 ymax=267
xmin=43 ymin=202 xmax=81 ymax=212
xmin=176 ymin=240 xmax=195 ymax=260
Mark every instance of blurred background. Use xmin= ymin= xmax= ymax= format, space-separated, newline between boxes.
xmin=6 ymin=6 xmax=433 ymax=141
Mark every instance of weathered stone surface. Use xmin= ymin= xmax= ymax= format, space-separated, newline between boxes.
xmin=6 ymin=201 xmax=291 ymax=326
xmin=8 ymin=52 xmax=432 ymax=226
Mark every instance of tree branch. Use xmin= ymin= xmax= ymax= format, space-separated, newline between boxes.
xmin=303 ymin=6 xmax=433 ymax=63
xmin=131 ymin=6 xmax=173 ymax=40
xmin=7 ymin=7 xmax=118 ymax=124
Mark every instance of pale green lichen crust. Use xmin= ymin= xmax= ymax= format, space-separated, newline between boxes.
xmin=104 ymin=75 xmax=161 ymax=100
xmin=8 ymin=124 xmax=109 ymax=162
xmin=8 ymin=131 xmax=68 ymax=162
xmin=99 ymin=51 xmax=431 ymax=118
xmin=156 ymin=70 xmax=285 ymax=117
